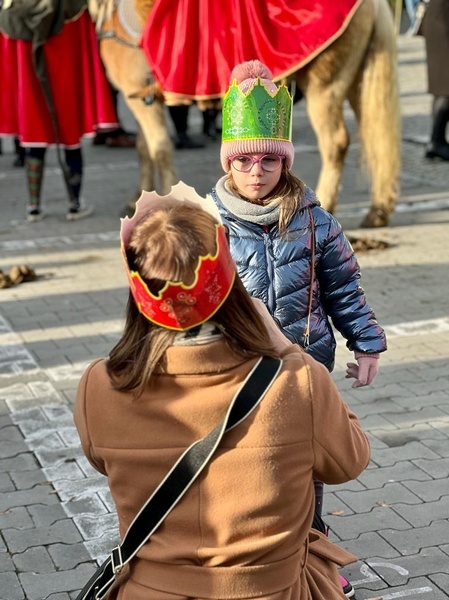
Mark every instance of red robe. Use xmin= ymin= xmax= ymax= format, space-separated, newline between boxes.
xmin=0 ymin=8 xmax=118 ymax=147
xmin=141 ymin=0 xmax=362 ymax=100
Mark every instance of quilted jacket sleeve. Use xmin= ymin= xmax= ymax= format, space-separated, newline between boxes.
xmin=316 ymin=211 xmax=387 ymax=354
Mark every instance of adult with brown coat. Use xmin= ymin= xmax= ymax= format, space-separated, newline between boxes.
xmin=73 ymin=182 xmax=370 ymax=600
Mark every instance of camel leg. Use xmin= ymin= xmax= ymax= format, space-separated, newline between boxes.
xmin=303 ymin=88 xmax=349 ymax=215
xmin=135 ymin=123 xmax=151 ymax=195
xmin=99 ymin=38 xmax=178 ymax=201
xmin=347 ymin=85 xmax=392 ymax=228
xmin=120 ymin=123 xmax=150 ymax=217
xmin=297 ymin=62 xmax=352 ymax=214
xmin=295 ymin=1 xmax=373 ymax=215
xmin=124 ymin=94 xmax=178 ymax=195
xmin=296 ymin=0 xmax=400 ymax=225
xmin=348 ymin=0 xmax=401 ymax=228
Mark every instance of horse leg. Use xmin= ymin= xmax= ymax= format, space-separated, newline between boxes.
xmin=347 ymin=0 xmax=401 ymax=228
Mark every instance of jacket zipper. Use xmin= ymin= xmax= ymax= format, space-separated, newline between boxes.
xmin=262 ymin=225 xmax=275 ymax=313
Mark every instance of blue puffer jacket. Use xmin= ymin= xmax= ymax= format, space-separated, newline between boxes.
xmin=210 ymin=183 xmax=387 ymax=371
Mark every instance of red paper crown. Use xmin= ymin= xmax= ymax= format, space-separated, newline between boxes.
xmin=120 ymin=183 xmax=236 ymax=331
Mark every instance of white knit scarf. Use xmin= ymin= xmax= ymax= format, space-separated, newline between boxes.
xmin=214 ymin=175 xmax=281 ymax=226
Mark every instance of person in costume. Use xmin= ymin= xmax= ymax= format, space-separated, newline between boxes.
xmin=421 ymin=0 xmax=449 ymax=161
xmin=209 ymin=59 xmax=387 ymax=597
xmin=0 ymin=1 xmax=119 ymax=222
xmin=73 ymin=181 xmax=370 ymax=600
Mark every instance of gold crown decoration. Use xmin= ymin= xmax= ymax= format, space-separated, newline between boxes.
xmin=221 ymin=78 xmax=293 ymax=143
xmin=120 ymin=182 xmax=236 ymax=331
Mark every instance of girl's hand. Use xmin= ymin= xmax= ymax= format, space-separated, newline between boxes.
xmin=346 ymin=352 xmax=380 ymax=388
xmin=251 ymin=297 xmax=293 ymax=352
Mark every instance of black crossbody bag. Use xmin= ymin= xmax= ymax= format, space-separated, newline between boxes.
xmin=75 ymin=356 xmax=282 ymax=600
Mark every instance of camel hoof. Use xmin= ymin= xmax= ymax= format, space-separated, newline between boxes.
xmin=361 ymin=208 xmax=390 ymax=228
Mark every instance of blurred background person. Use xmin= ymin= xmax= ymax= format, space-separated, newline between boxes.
xmin=421 ymin=0 xmax=449 ymax=161
xmin=404 ymin=0 xmax=420 ymax=33
xmin=0 ymin=1 xmax=119 ymax=221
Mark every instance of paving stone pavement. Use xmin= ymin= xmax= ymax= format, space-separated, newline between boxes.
xmin=0 ymin=31 xmax=448 ymax=600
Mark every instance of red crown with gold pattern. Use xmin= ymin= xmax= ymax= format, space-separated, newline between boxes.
xmin=120 ymin=182 xmax=236 ymax=331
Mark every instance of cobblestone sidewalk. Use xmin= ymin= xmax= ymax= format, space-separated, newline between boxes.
xmin=0 ymin=32 xmax=448 ymax=600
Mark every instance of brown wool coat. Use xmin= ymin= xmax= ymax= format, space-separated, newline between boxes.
xmin=74 ymin=341 xmax=370 ymax=600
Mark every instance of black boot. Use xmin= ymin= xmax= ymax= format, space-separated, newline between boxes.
xmin=174 ymin=131 xmax=205 ymax=149
xmin=13 ymin=137 xmax=25 ymax=167
xmin=202 ymin=108 xmax=220 ymax=140
xmin=65 ymin=148 xmax=93 ymax=221
xmin=168 ymin=105 xmax=204 ymax=149
xmin=425 ymin=95 xmax=449 ymax=161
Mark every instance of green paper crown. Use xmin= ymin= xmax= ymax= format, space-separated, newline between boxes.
xmin=221 ymin=78 xmax=293 ymax=143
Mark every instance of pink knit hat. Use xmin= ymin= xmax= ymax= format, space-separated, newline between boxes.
xmin=220 ymin=60 xmax=294 ymax=172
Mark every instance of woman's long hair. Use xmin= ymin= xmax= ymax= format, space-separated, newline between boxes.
xmin=107 ymin=204 xmax=278 ymax=396
xmin=227 ymin=163 xmax=306 ymax=235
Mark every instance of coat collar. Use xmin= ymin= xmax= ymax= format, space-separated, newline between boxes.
xmin=156 ymin=339 xmax=252 ymax=375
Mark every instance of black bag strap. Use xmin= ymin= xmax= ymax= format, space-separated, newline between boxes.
xmin=76 ymin=355 xmax=282 ymax=600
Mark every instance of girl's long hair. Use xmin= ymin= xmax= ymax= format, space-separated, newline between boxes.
xmin=227 ymin=163 xmax=306 ymax=235
xmin=107 ymin=204 xmax=278 ymax=396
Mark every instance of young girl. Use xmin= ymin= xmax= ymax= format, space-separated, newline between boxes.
xmin=210 ymin=60 xmax=387 ymax=597
xmin=74 ymin=182 xmax=370 ymax=600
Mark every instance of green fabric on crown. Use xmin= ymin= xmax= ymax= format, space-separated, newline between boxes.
xmin=221 ymin=78 xmax=293 ymax=142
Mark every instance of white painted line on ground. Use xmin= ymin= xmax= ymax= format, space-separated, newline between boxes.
xmin=337 ymin=196 xmax=449 ymax=218
xmin=0 ymin=231 xmax=119 ymax=251
xmin=383 ymin=316 xmax=449 ymax=338
xmin=0 ymin=161 xmax=138 ymax=181
xmin=352 ymin=563 xmax=433 ymax=597
xmin=377 ymin=589 xmax=433 ymax=599
xmin=1 ymin=315 xmax=448 ymax=348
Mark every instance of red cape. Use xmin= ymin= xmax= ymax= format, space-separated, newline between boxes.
xmin=0 ymin=10 xmax=118 ymax=146
xmin=141 ymin=0 xmax=362 ymax=100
